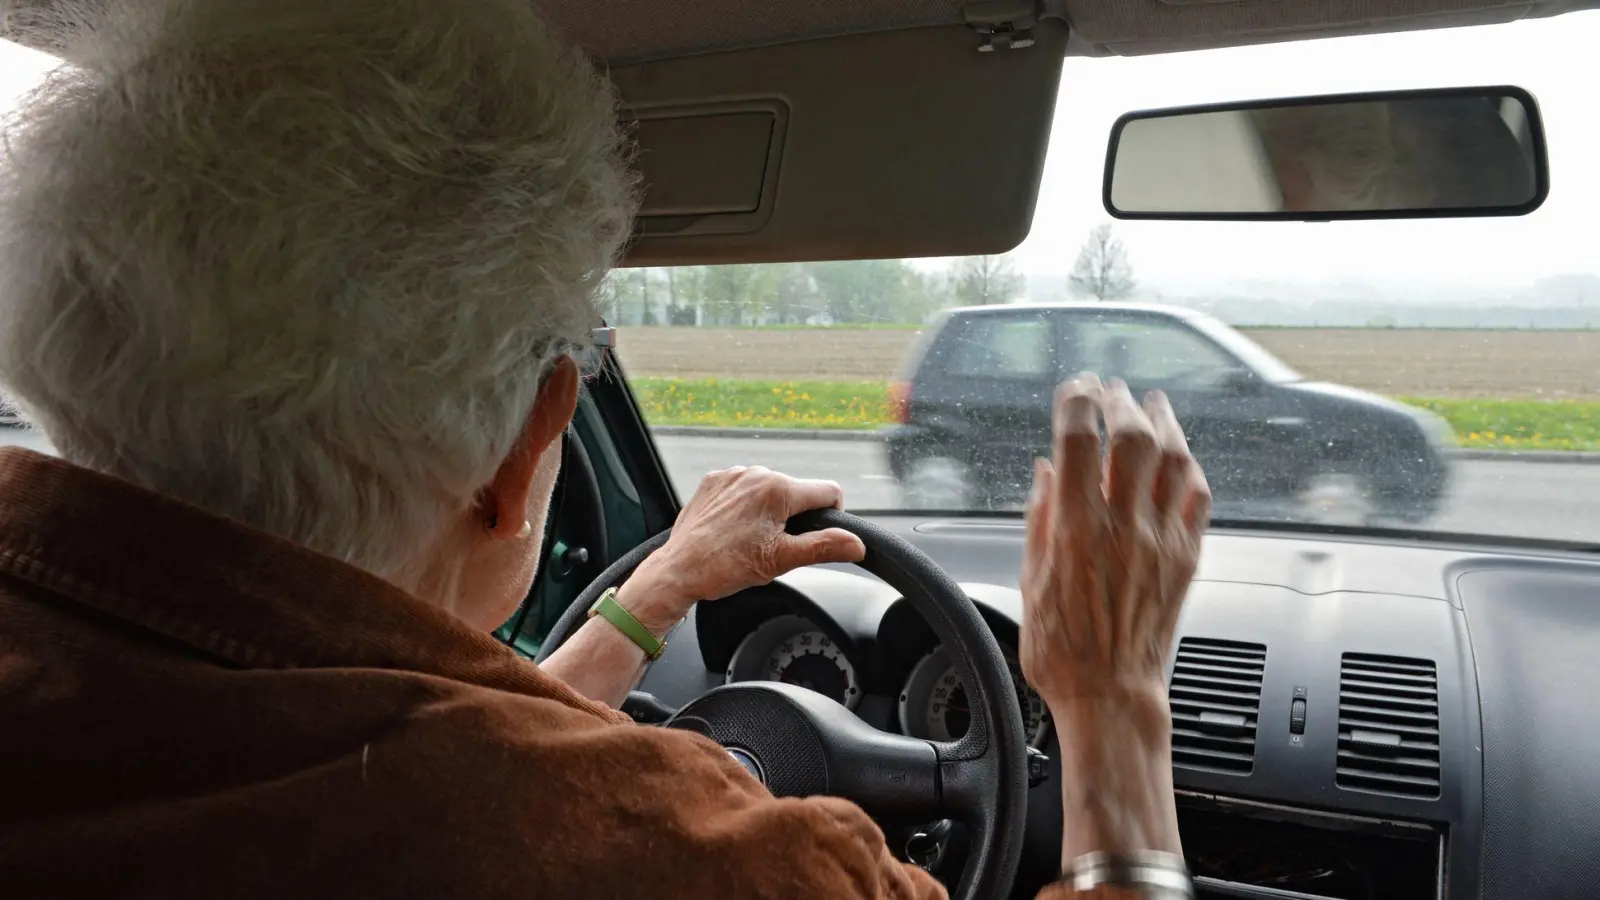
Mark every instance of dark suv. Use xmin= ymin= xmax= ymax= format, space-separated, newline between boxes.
xmin=883 ymin=303 xmax=1454 ymax=525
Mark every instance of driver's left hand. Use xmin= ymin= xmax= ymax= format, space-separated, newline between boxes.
xmin=624 ymin=466 xmax=867 ymax=632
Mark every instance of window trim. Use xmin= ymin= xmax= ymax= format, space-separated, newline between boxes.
xmin=1060 ymin=310 xmax=1251 ymax=390
xmin=931 ymin=310 xmax=1061 ymax=383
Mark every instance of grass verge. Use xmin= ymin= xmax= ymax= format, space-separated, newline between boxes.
xmin=634 ymin=377 xmax=1600 ymax=451
xmin=633 ymin=378 xmax=889 ymax=430
xmin=1399 ymin=397 xmax=1600 ymax=451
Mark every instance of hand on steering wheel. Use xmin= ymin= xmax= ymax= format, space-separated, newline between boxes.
xmin=621 ymin=466 xmax=867 ymax=633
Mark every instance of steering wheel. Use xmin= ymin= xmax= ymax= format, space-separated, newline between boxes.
xmin=535 ymin=508 xmax=1029 ymax=900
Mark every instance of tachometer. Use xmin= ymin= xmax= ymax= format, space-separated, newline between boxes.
xmin=898 ymin=646 xmax=1048 ymax=745
xmin=725 ymin=614 xmax=861 ymax=710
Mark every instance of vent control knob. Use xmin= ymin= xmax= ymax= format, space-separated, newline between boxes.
xmin=1289 ymin=697 xmax=1308 ymax=735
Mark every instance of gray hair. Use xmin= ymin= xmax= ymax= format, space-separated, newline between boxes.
xmin=0 ymin=0 xmax=639 ymax=582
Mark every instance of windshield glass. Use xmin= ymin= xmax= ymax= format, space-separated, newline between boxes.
xmin=620 ymin=15 xmax=1600 ymax=546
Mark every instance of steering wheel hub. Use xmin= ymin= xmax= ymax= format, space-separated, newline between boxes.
xmin=724 ymin=747 xmax=765 ymax=785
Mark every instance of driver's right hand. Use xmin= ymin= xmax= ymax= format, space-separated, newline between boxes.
xmin=1019 ymin=372 xmax=1211 ymax=711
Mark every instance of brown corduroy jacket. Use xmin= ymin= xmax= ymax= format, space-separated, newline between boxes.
xmin=0 ymin=447 xmax=1079 ymax=899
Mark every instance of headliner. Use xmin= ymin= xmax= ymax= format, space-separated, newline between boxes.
xmin=533 ymin=0 xmax=1596 ymax=64
xmin=3 ymin=1 xmax=1598 ymax=63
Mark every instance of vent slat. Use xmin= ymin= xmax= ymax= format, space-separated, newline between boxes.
xmin=1176 ymin=651 xmax=1267 ymax=670
xmin=1338 ymin=701 xmax=1439 ymax=724
xmin=1173 ymin=661 xmax=1265 ymax=682
xmin=1337 ymin=653 xmax=1440 ymax=799
xmin=1341 ymin=674 xmax=1437 ymax=693
xmin=1172 ymin=733 xmax=1257 ymax=754
xmin=1170 ymin=684 xmax=1261 ymax=706
xmin=1338 ymin=717 xmax=1440 ymax=741
xmin=1172 ymin=697 xmax=1259 ymax=717
xmin=1171 ymin=716 xmax=1259 ymax=736
xmin=1336 ymin=767 xmax=1441 ymax=790
xmin=1171 ymin=672 xmax=1262 ymax=692
xmin=1169 ymin=637 xmax=1265 ymax=776
xmin=1337 ymin=685 xmax=1440 ymax=707
xmin=1337 ymin=749 xmax=1442 ymax=771
xmin=1343 ymin=658 xmax=1435 ymax=675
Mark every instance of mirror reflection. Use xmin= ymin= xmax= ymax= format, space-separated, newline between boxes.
xmin=1107 ymin=89 xmax=1542 ymax=218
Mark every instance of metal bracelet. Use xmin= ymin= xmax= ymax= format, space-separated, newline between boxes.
xmin=1064 ymin=850 xmax=1194 ymax=898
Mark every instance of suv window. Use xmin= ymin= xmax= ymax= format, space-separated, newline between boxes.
xmin=938 ymin=314 xmax=1052 ymax=379
xmin=1072 ymin=317 xmax=1240 ymax=390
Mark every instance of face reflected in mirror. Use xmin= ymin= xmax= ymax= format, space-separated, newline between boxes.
xmin=1106 ymin=89 xmax=1543 ymax=219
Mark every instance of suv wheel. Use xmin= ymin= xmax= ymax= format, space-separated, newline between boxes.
xmin=1297 ymin=472 xmax=1376 ymax=526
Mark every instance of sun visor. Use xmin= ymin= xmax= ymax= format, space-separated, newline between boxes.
xmin=610 ymin=22 xmax=1069 ymax=266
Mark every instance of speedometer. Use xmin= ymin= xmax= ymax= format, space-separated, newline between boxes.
xmin=725 ymin=614 xmax=861 ymax=710
xmin=763 ymin=630 xmax=856 ymax=705
xmin=898 ymin=646 xmax=1049 ymax=745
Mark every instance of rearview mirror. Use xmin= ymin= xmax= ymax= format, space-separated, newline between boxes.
xmin=1103 ymin=86 xmax=1546 ymax=221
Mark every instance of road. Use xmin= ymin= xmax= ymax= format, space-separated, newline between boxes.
xmin=654 ymin=434 xmax=1600 ymax=545
xmin=2 ymin=426 xmax=1591 ymax=545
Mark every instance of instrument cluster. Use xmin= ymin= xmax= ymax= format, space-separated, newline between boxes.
xmin=724 ymin=612 xmax=1048 ymax=746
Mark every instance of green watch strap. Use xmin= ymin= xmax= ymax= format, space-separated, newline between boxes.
xmin=588 ymin=587 xmax=667 ymax=661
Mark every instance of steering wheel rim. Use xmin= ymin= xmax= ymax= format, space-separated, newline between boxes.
xmin=535 ymin=509 xmax=1029 ymax=900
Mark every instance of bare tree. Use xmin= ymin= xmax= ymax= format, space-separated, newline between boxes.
xmin=951 ymin=255 xmax=1026 ymax=307
xmin=1067 ymin=223 xmax=1136 ymax=301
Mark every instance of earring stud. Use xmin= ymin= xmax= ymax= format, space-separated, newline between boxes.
xmin=517 ymin=520 xmax=532 ymax=539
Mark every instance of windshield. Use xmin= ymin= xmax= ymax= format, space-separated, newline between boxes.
xmin=1182 ymin=314 xmax=1300 ymax=385
xmin=621 ymin=15 xmax=1600 ymax=546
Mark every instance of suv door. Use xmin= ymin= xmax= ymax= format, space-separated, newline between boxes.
xmin=912 ymin=310 xmax=1059 ymax=506
xmin=1063 ymin=311 xmax=1288 ymax=512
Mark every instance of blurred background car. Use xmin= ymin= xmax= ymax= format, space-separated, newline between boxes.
xmin=0 ymin=396 xmax=21 ymax=428
xmin=883 ymin=302 xmax=1454 ymax=525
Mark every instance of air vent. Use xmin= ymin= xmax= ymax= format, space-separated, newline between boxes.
xmin=1169 ymin=638 xmax=1267 ymax=774
xmin=1337 ymin=654 xmax=1441 ymax=799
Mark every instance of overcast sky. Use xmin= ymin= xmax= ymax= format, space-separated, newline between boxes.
xmin=2 ymin=10 xmax=1595 ymax=291
xmin=1024 ymin=11 xmax=1600 ymax=290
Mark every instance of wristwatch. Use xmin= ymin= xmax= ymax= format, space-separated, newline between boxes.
xmin=587 ymin=586 xmax=672 ymax=660
xmin=1061 ymin=850 xmax=1194 ymax=898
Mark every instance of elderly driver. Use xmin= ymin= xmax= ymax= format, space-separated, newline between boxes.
xmin=1252 ymin=97 xmax=1533 ymax=212
xmin=0 ymin=2 xmax=1210 ymax=898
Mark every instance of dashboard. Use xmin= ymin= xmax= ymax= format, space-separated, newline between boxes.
xmin=636 ymin=514 xmax=1600 ymax=900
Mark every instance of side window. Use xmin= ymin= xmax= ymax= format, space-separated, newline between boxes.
xmin=940 ymin=315 xmax=1052 ymax=379
xmin=1072 ymin=317 xmax=1239 ymax=390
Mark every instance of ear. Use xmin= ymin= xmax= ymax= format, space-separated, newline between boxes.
xmin=483 ymin=356 xmax=580 ymax=539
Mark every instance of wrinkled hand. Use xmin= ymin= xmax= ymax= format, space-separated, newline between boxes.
xmin=627 ymin=466 xmax=867 ymax=631
xmin=1020 ymin=373 xmax=1211 ymax=708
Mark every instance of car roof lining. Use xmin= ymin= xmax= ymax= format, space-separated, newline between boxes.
xmin=539 ymin=0 xmax=1594 ymax=65
xmin=7 ymin=1 xmax=1596 ymax=73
